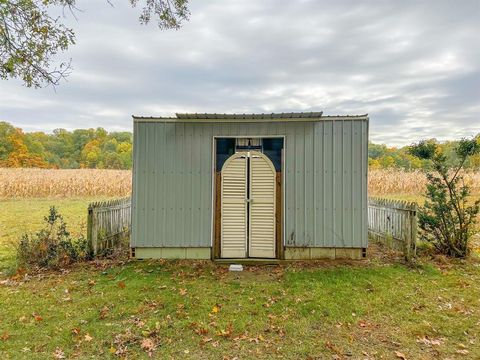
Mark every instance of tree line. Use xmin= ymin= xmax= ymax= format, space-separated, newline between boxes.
xmin=369 ymin=137 xmax=480 ymax=171
xmin=0 ymin=121 xmax=132 ymax=169
xmin=0 ymin=121 xmax=478 ymax=170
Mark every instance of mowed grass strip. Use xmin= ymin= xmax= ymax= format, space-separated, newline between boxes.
xmin=0 ymin=260 xmax=479 ymax=359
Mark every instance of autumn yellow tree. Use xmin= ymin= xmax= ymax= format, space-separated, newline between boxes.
xmin=0 ymin=128 xmax=49 ymax=168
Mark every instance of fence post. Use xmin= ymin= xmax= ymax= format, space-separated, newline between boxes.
xmin=92 ymin=207 xmax=98 ymax=256
xmin=87 ymin=206 xmax=94 ymax=256
xmin=411 ymin=203 xmax=418 ymax=259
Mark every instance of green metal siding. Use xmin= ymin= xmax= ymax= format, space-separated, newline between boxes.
xmin=131 ymin=119 xmax=368 ymax=249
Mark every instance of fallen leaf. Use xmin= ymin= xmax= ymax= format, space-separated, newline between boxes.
xmin=118 ymin=281 xmax=126 ymax=289
xmin=53 ymin=348 xmax=65 ymax=359
xmin=456 ymin=349 xmax=469 ymax=355
xmin=395 ymin=351 xmax=407 ymax=360
xmin=141 ymin=338 xmax=156 ymax=351
xmin=179 ymin=288 xmax=187 ymax=296
xmin=71 ymin=327 xmax=81 ymax=336
xmin=99 ymin=306 xmax=109 ymax=319
xmin=84 ymin=333 xmax=93 ymax=342
xmin=32 ymin=313 xmax=43 ymax=322
xmin=88 ymin=279 xmax=96 ymax=286
xmin=201 ymin=337 xmax=213 ymax=344
xmin=1 ymin=332 xmax=9 ymax=341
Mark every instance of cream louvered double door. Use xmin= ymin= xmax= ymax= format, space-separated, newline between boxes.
xmin=220 ymin=151 xmax=276 ymax=258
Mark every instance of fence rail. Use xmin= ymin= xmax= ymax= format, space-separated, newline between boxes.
xmin=368 ymin=197 xmax=418 ymax=260
xmin=87 ymin=197 xmax=132 ymax=255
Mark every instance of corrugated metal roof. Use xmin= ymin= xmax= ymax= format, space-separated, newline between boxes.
xmin=175 ymin=112 xmax=323 ymax=119
xmin=133 ymin=112 xmax=369 ymax=122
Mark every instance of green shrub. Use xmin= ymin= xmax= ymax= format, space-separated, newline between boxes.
xmin=409 ymin=138 xmax=480 ymax=258
xmin=16 ymin=206 xmax=91 ymax=269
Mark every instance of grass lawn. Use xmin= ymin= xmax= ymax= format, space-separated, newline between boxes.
xmin=0 ymin=197 xmax=113 ymax=273
xmin=1 ymin=197 xmax=479 ymax=359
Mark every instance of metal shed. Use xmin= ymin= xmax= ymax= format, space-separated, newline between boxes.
xmin=131 ymin=112 xmax=369 ymax=260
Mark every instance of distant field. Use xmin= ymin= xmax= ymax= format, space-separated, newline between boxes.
xmin=369 ymin=169 xmax=480 ymax=196
xmin=0 ymin=168 xmax=131 ymax=198
xmin=1 ymin=168 xmax=479 ymax=199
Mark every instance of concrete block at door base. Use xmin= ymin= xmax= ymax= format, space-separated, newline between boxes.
xmin=134 ymin=247 xmax=211 ymax=259
xmin=284 ymin=247 xmax=363 ymax=260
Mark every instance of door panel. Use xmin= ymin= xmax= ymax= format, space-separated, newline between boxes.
xmin=221 ymin=153 xmax=248 ymax=258
xmin=249 ymin=153 xmax=276 ymax=258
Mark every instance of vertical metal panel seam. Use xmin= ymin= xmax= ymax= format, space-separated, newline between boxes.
xmin=365 ymin=119 xmax=370 ymax=247
xmin=131 ymin=121 xmax=138 ymax=246
xmin=332 ymin=120 xmax=335 ymax=247
xmin=322 ymin=122 xmax=326 ymax=247
xmin=162 ymin=122 xmax=166 ymax=247
xmin=351 ymin=120 xmax=355 ymax=245
xmin=303 ymin=123 xmax=307 ymax=245
xmin=152 ymin=123 xmax=157 ymax=248
xmin=313 ymin=123 xmax=317 ymax=246
xmin=341 ymin=120 xmax=345 ymax=246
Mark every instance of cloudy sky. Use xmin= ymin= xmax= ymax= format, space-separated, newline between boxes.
xmin=1 ymin=0 xmax=479 ymax=146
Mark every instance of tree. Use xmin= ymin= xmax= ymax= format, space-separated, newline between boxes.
xmin=409 ymin=138 xmax=480 ymax=258
xmin=1 ymin=0 xmax=189 ymax=87
xmin=0 ymin=121 xmax=16 ymax=160
xmin=0 ymin=127 xmax=49 ymax=167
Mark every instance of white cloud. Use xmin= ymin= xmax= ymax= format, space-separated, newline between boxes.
xmin=0 ymin=0 xmax=478 ymax=146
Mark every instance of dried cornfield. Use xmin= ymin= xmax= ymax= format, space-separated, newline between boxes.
xmin=369 ymin=170 xmax=480 ymax=196
xmin=0 ymin=168 xmax=132 ymax=198
xmin=1 ymin=168 xmax=479 ymax=199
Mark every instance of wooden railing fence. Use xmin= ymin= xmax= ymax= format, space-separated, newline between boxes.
xmin=87 ymin=197 xmax=132 ymax=255
xmin=368 ymin=197 xmax=418 ymax=260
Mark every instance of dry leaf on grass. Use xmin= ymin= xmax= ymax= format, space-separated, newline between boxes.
xmin=99 ymin=306 xmax=109 ymax=319
xmin=53 ymin=348 xmax=65 ymax=359
xmin=141 ymin=337 xmax=156 ymax=356
xmin=395 ymin=351 xmax=407 ymax=359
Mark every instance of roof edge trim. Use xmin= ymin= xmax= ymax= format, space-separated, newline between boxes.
xmin=132 ymin=114 xmax=369 ymax=123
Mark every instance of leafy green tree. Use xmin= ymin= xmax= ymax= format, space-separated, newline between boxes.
xmin=368 ymin=142 xmax=387 ymax=159
xmin=103 ymin=151 xmax=123 ymax=169
xmin=1 ymin=0 xmax=189 ymax=87
xmin=0 ymin=121 xmax=16 ymax=160
xmin=0 ymin=127 xmax=49 ymax=167
xmin=117 ymin=141 xmax=133 ymax=169
xmin=379 ymin=155 xmax=395 ymax=168
xmin=409 ymin=139 xmax=480 ymax=258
